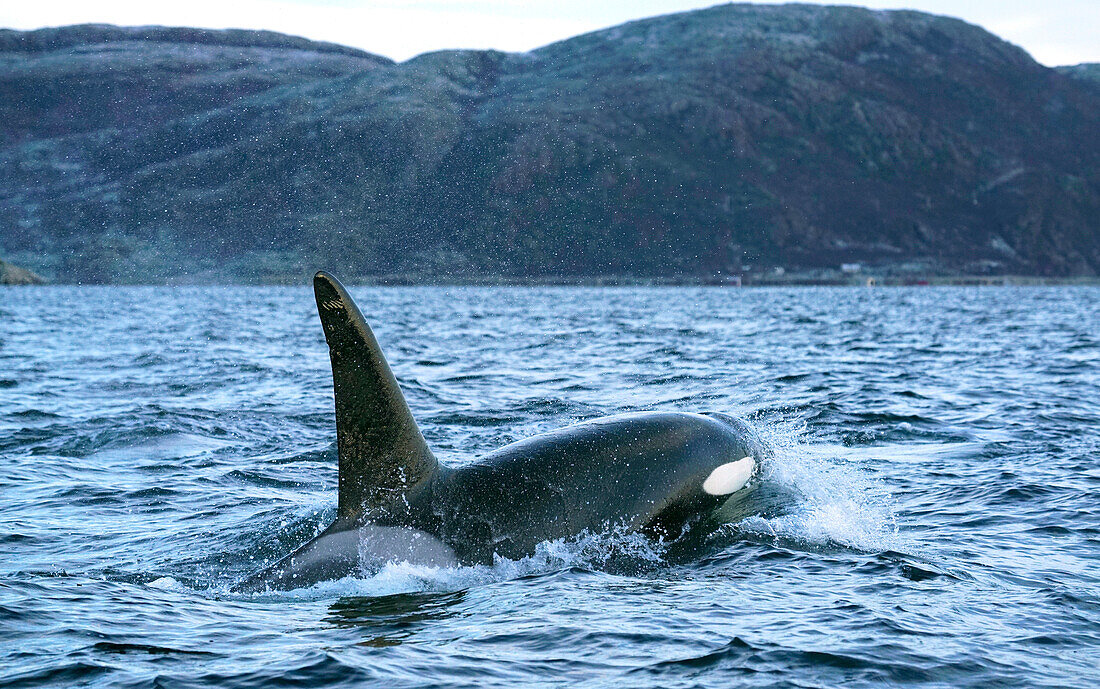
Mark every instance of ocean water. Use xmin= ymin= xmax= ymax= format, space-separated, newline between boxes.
xmin=1 ymin=284 xmax=1098 ymax=688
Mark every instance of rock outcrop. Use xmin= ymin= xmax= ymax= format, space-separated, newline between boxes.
xmin=0 ymin=258 xmax=45 ymax=284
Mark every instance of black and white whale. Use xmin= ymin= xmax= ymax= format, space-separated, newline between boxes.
xmin=236 ymin=272 xmax=769 ymax=591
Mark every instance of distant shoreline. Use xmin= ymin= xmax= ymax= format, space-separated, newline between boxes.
xmin=7 ymin=274 xmax=1099 ymax=287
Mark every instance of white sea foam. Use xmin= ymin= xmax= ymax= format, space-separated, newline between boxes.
xmin=733 ymin=417 xmax=906 ymax=552
xmin=245 ymin=527 xmax=665 ymax=600
xmin=149 ymin=576 xmax=187 ymax=591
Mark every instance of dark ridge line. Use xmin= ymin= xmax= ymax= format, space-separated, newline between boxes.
xmin=0 ymin=23 xmax=393 ymax=63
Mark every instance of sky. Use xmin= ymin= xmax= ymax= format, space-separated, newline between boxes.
xmin=2 ymin=0 xmax=1097 ymax=67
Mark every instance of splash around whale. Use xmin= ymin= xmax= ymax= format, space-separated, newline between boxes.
xmin=235 ymin=272 xmax=770 ymax=592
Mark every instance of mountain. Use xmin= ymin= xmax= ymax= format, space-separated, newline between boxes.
xmin=2 ymin=5 xmax=1099 ymax=283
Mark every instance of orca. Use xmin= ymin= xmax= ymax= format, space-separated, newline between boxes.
xmin=235 ymin=272 xmax=769 ymax=591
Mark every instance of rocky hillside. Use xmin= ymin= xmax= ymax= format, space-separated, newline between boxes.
xmin=2 ymin=5 xmax=1098 ymax=283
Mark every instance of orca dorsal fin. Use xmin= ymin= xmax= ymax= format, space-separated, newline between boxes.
xmin=313 ymin=271 xmax=440 ymax=521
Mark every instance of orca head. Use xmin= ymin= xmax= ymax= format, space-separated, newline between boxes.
xmin=702 ymin=411 xmax=772 ymax=464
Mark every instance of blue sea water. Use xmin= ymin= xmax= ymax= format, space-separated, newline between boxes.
xmin=1 ymin=284 xmax=1098 ymax=688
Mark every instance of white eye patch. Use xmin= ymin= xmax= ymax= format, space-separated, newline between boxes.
xmin=703 ymin=456 xmax=756 ymax=495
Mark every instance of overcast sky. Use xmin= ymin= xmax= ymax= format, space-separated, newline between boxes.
xmin=2 ymin=0 xmax=1097 ymax=67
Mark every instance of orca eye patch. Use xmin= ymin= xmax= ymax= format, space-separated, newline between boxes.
xmin=703 ymin=457 xmax=755 ymax=495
